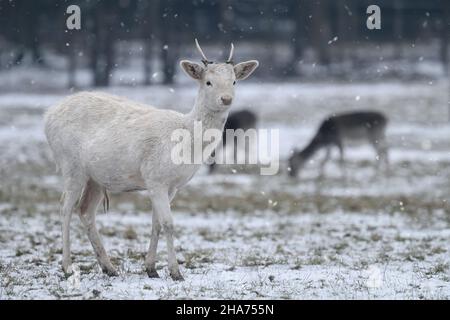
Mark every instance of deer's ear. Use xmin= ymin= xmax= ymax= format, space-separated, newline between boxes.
xmin=180 ymin=60 xmax=204 ymax=80
xmin=234 ymin=60 xmax=259 ymax=80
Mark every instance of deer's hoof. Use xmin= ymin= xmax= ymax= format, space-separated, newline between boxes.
xmin=62 ymin=263 xmax=74 ymax=277
xmin=146 ymin=269 xmax=160 ymax=278
xmin=102 ymin=266 xmax=119 ymax=277
xmin=170 ymin=272 xmax=184 ymax=281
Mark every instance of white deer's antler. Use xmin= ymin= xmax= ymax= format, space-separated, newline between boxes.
xmin=195 ymin=38 xmax=210 ymax=65
xmin=227 ymin=43 xmax=234 ymax=64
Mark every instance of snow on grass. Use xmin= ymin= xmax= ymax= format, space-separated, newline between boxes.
xmin=0 ymin=81 xmax=449 ymax=299
xmin=0 ymin=209 xmax=448 ymax=299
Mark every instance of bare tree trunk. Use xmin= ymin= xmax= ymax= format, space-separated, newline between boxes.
xmin=101 ymin=27 xmax=114 ymax=86
xmin=220 ymin=0 xmax=234 ymax=50
xmin=89 ymin=7 xmax=101 ymax=86
xmin=339 ymin=0 xmax=358 ymax=68
xmin=442 ymin=1 xmax=450 ymax=122
xmin=67 ymin=38 xmax=77 ymax=89
xmin=160 ymin=3 xmax=179 ymax=85
xmin=143 ymin=0 xmax=160 ymax=85
xmin=288 ymin=0 xmax=306 ymax=76
xmin=336 ymin=1 xmax=346 ymax=63
xmin=143 ymin=2 xmax=152 ymax=86
xmin=394 ymin=0 xmax=404 ymax=59
xmin=311 ymin=0 xmax=331 ymax=66
xmin=161 ymin=24 xmax=174 ymax=84
xmin=440 ymin=0 xmax=449 ymax=76
xmin=89 ymin=3 xmax=116 ymax=87
xmin=15 ymin=0 xmax=43 ymax=66
xmin=89 ymin=45 xmax=99 ymax=86
xmin=336 ymin=0 xmax=355 ymax=63
xmin=143 ymin=45 xmax=152 ymax=85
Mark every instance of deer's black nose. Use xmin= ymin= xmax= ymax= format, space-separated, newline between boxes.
xmin=221 ymin=95 xmax=232 ymax=105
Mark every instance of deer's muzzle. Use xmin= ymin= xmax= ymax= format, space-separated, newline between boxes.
xmin=220 ymin=95 xmax=233 ymax=106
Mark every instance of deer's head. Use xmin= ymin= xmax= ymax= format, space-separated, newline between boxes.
xmin=180 ymin=39 xmax=259 ymax=112
xmin=288 ymin=150 xmax=307 ymax=178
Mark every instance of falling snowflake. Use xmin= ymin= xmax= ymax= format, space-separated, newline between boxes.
xmin=327 ymin=36 xmax=338 ymax=45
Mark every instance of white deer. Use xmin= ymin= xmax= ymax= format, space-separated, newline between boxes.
xmin=44 ymin=40 xmax=258 ymax=280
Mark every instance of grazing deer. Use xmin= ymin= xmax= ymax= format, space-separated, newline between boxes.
xmin=288 ymin=111 xmax=388 ymax=178
xmin=44 ymin=40 xmax=258 ymax=281
xmin=208 ymin=109 xmax=257 ymax=173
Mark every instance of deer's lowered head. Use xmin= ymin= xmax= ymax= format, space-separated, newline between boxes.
xmin=288 ymin=137 xmax=323 ymax=178
xmin=288 ymin=149 xmax=308 ymax=178
xmin=180 ymin=39 xmax=259 ymax=113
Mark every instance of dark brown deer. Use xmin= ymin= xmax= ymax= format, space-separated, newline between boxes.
xmin=208 ymin=110 xmax=257 ymax=173
xmin=288 ymin=111 xmax=388 ymax=178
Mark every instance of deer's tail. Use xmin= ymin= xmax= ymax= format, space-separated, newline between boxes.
xmin=102 ymin=189 xmax=110 ymax=213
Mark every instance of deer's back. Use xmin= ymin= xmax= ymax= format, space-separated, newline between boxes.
xmin=45 ymin=92 xmax=159 ymax=134
xmin=44 ymin=92 xmax=184 ymax=176
xmin=225 ymin=110 xmax=257 ymax=131
xmin=319 ymin=111 xmax=387 ymax=143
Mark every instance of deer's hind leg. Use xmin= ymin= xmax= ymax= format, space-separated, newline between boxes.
xmin=61 ymin=173 xmax=85 ymax=275
xmin=319 ymin=147 xmax=331 ymax=178
xmin=79 ymin=179 xmax=118 ymax=276
xmin=378 ymin=136 xmax=389 ymax=173
xmin=145 ymin=209 xmax=161 ymax=278
xmin=369 ymin=130 xmax=389 ymax=175
xmin=335 ymin=142 xmax=347 ymax=182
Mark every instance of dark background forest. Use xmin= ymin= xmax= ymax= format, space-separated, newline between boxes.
xmin=0 ymin=0 xmax=449 ymax=88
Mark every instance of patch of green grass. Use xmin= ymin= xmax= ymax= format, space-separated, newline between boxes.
xmin=123 ymin=226 xmax=138 ymax=240
xmin=79 ymin=263 xmax=98 ymax=273
xmin=394 ymin=234 xmax=409 ymax=242
xmin=430 ymin=246 xmax=446 ymax=255
xmin=307 ymin=256 xmax=326 ymax=265
xmin=405 ymin=252 xmax=425 ymax=261
xmin=370 ymin=233 xmax=382 ymax=242
xmin=333 ymin=242 xmax=349 ymax=253
xmin=183 ymin=249 xmax=214 ymax=269
xmin=240 ymin=252 xmax=287 ymax=267
xmin=126 ymin=249 xmax=145 ymax=261
xmin=99 ymin=227 xmax=118 ymax=237
xmin=426 ymin=262 xmax=449 ymax=276
xmin=198 ymin=228 xmax=225 ymax=242
xmin=15 ymin=248 xmax=31 ymax=257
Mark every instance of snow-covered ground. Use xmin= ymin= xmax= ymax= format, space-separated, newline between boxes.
xmin=0 ymin=80 xmax=449 ymax=299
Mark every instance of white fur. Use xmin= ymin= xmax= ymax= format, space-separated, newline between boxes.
xmin=44 ymin=55 xmax=258 ymax=280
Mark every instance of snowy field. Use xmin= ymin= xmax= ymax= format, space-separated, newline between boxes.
xmin=0 ymin=80 xmax=449 ymax=299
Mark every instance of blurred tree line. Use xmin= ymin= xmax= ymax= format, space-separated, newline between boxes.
xmin=0 ymin=0 xmax=448 ymax=87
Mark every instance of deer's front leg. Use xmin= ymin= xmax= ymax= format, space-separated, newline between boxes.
xmin=145 ymin=211 xmax=161 ymax=278
xmin=148 ymin=188 xmax=183 ymax=281
xmin=319 ymin=147 xmax=331 ymax=177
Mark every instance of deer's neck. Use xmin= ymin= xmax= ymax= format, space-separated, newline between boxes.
xmin=301 ymin=135 xmax=325 ymax=160
xmin=186 ymin=90 xmax=228 ymax=132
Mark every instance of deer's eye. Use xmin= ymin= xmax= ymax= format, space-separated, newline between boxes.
xmin=233 ymin=81 xmax=236 ymax=85
xmin=206 ymin=81 xmax=212 ymax=86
